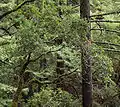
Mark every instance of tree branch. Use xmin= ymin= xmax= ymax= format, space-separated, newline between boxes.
xmin=93 ymin=41 xmax=120 ymax=47
xmin=91 ymin=28 xmax=120 ymax=34
xmin=104 ymin=49 xmax=120 ymax=52
xmin=0 ymin=0 xmax=36 ymax=20
xmin=103 ymin=92 xmax=120 ymax=105
xmin=90 ymin=20 xmax=120 ymax=23
xmin=20 ymin=53 xmax=31 ymax=75
xmin=0 ymin=27 xmax=11 ymax=36
xmin=30 ymin=46 xmax=64 ymax=62
xmin=28 ymin=68 xmax=78 ymax=85
xmin=0 ymin=59 xmax=9 ymax=65
xmin=90 ymin=11 xmax=120 ymax=18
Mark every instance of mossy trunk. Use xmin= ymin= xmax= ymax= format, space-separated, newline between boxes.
xmin=12 ymin=76 xmax=23 ymax=107
xmin=12 ymin=54 xmax=31 ymax=107
xmin=80 ymin=0 xmax=92 ymax=107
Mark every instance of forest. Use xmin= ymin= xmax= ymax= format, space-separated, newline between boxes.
xmin=0 ymin=0 xmax=120 ymax=107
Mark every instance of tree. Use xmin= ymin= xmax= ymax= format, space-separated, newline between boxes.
xmin=80 ymin=0 xmax=92 ymax=107
xmin=0 ymin=0 xmax=120 ymax=106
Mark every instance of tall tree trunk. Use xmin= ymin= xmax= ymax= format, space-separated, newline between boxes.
xmin=56 ymin=0 xmax=65 ymax=88
xmin=80 ymin=0 xmax=92 ymax=107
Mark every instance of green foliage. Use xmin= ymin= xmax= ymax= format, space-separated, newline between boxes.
xmin=91 ymin=44 xmax=114 ymax=85
xmin=0 ymin=0 xmax=120 ymax=106
xmin=27 ymin=88 xmax=81 ymax=107
xmin=0 ymin=83 xmax=15 ymax=106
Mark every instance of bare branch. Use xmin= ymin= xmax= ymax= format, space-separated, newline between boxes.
xmin=90 ymin=20 xmax=120 ymax=23
xmin=91 ymin=28 xmax=120 ymax=34
xmin=72 ymin=4 xmax=80 ymax=9
xmin=93 ymin=41 xmax=120 ymax=47
xmin=104 ymin=49 xmax=120 ymax=52
xmin=0 ymin=0 xmax=36 ymax=20
xmin=90 ymin=11 xmax=120 ymax=18
xmin=55 ymin=68 xmax=78 ymax=80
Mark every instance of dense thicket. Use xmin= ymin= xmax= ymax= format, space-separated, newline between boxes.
xmin=0 ymin=0 xmax=120 ymax=107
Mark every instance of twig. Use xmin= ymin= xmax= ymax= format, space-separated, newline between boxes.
xmin=103 ymin=93 xmax=120 ymax=105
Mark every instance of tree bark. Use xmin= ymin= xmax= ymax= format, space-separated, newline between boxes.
xmin=80 ymin=0 xmax=92 ymax=107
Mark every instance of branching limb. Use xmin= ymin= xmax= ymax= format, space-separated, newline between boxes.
xmin=12 ymin=53 xmax=32 ymax=107
xmin=96 ymin=22 xmax=103 ymax=36
xmin=20 ymin=53 xmax=31 ymax=75
xmin=0 ymin=22 xmax=22 ymax=36
xmin=54 ymin=68 xmax=78 ymax=82
xmin=0 ymin=27 xmax=11 ymax=36
xmin=27 ymin=68 xmax=78 ymax=85
xmin=90 ymin=17 xmax=103 ymax=36
xmin=12 ymin=53 xmax=31 ymax=107
xmin=30 ymin=46 xmax=64 ymax=62
xmin=0 ymin=0 xmax=36 ymax=20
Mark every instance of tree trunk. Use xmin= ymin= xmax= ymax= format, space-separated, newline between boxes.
xmin=12 ymin=54 xmax=31 ymax=107
xmin=80 ymin=0 xmax=92 ymax=107
xmin=55 ymin=0 xmax=65 ymax=89
xmin=12 ymin=76 xmax=23 ymax=107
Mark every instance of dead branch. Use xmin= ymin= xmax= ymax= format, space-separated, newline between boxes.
xmin=93 ymin=41 xmax=120 ymax=47
xmin=90 ymin=20 xmax=120 ymax=23
xmin=90 ymin=11 xmax=120 ymax=18
xmin=91 ymin=28 xmax=120 ymax=34
xmin=104 ymin=49 xmax=120 ymax=52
